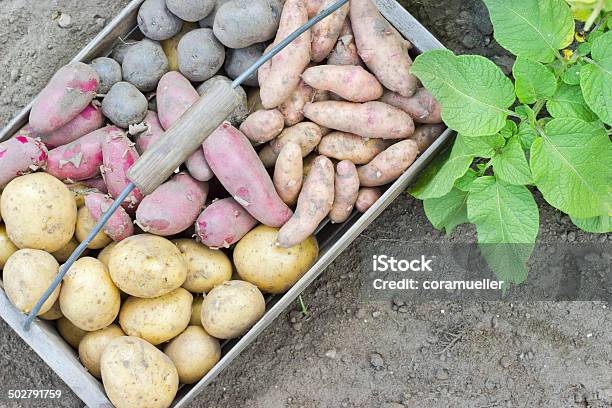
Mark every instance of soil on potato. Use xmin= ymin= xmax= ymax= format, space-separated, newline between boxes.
xmin=0 ymin=1 xmax=610 ymax=407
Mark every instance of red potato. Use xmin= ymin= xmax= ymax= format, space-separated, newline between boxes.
xmin=357 ymin=139 xmax=419 ymax=186
xmin=278 ymin=79 xmax=313 ymax=126
xmin=257 ymin=43 xmax=274 ymax=87
xmin=410 ymin=124 xmax=446 ymax=152
xmin=136 ymin=173 xmax=208 ymax=236
xmin=85 ymin=193 xmax=134 ymax=241
xmin=81 ymin=177 xmax=108 ymax=194
xmin=379 ymin=88 xmax=442 ymax=124
xmin=195 ymin=198 xmax=258 ymax=249
xmin=239 ymin=109 xmax=285 ymax=144
xmin=318 ymin=131 xmax=391 ymax=164
xmin=134 ymin=110 xmax=165 ymax=154
xmin=350 ymin=0 xmax=418 ymax=97
xmin=29 ymin=62 xmax=100 ymax=134
xmin=305 ymin=0 xmax=324 ymax=17
xmin=277 ymin=156 xmax=334 ymax=248
xmin=46 ymin=126 xmax=120 ymax=182
xmin=273 ymin=142 xmax=303 ymax=206
xmin=101 ymin=132 xmax=144 ymax=213
xmin=260 ymin=122 xmax=323 ymax=167
xmin=40 ymin=105 xmax=104 ymax=149
xmin=185 ymin=147 xmax=214 ymax=182
xmin=259 ymin=0 xmax=311 ymax=108
xmin=302 ymin=65 xmax=382 ymax=102
xmin=203 ymin=123 xmax=292 ymax=227
xmin=327 ymin=19 xmax=362 ymax=66
xmin=355 ymin=186 xmax=381 ymax=213
xmin=310 ymin=0 xmax=349 ymax=62
xmin=329 ymin=160 xmax=359 ymax=223
xmin=303 ymin=101 xmax=414 ymax=139
xmin=156 ymin=71 xmax=199 ymax=130
xmin=0 ymin=136 xmax=47 ymax=188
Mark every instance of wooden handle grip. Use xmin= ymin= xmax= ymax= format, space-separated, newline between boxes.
xmin=127 ymin=80 xmax=243 ymax=194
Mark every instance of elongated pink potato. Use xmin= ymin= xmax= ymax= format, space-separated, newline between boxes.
xmin=46 ymin=126 xmax=120 ymax=181
xmin=327 ymin=19 xmax=362 ymax=66
xmin=195 ymin=198 xmax=258 ymax=248
xmin=302 ymin=65 xmax=382 ymax=102
xmin=259 ymin=0 xmax=311 ymax=108
xmin=260 ymin=122 xmax=322 ymax=167
xmin=203 ymin=123 xmax=292 ymax=227
xmin=318 ymin=131 xmax=391 ymax=164
xmin=0 ymin=136 xmax=47 ymax=188
xmin=239 ymin=109 xmax=285 ymax=143
xmin=134 ymin=110 xmax=165 ymax=154
xmin=85 ymin=193 xmax=134 ymax=241
xmin=350 ymin=0 xmax=418 ymax=97
xmin=185 ymin=147 xmax=214 ymax=182
xmin=257 ymin=44 xmax=274 ymax=87
xmin=355 ymin=186 xmax=381 ymax=213
xmin=357 ymin=139 xmax=419 ymax=186
xmin=136 ymin=173 xmax=208 ymax=236
xmin=101 ymin=132 xmax=143 ymax=213
xmin=29 ymin=62 xmax=100 ymax=134
xmin=379 ymin=88 xmax=442 ymax=124
xmin=303 ymin=101 xmax=414 ymax=139
xmin=41 ymin=105 xmax=104 ymax=149
xmin=305 ymin=0 xmax=324 ymax=17
xmin=278 ymin=79 xmax=313 ymax=126
xmin=273 ymin=142 xmax=303 ymax=206
xmin=277 ymin=156 xmax=334 ymax=248
xmin=81 ymin=177 xmax=108 ymax=194
xmin=411 ymin=124 xmax=445 ymax=152
xmin=310 ymin=0 xmax=349 ymax=62
xmin=156 ymin=71 xmax=199 ymax=130
xmin=329 ymin=160 xmax=359 ymax=223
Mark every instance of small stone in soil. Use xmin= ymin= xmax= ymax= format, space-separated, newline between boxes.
xmin=57 ymin=13 xmax=72 ymax=28
xmin=370 ymin=352 xmax=384 ymax=368
xmin=324 ymin=349 xmax=337 ymax=359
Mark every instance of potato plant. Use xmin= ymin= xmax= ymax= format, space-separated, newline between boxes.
xmin=410 ymin=0 xmax=612 ymax=284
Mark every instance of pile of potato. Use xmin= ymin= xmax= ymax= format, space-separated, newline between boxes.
xmin=0 ymin=0 xmax=443 ymax=406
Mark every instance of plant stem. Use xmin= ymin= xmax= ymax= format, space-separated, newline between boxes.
xmin=298 ymin=295 xmax=309 ymax=317
xmin=533 ymin=99 xmax=546 ymax=118
xmin=584 ymin=0 xmax=604 ymax=31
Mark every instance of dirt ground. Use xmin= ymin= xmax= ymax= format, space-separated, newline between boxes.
xmin=0 ymin=0 xmax=610 ymax=407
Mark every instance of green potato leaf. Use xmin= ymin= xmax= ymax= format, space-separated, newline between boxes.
xmin=570 ymin=214 xmax=612 ymax=233
xmin=530 ymin=118 xmax=612 ymax=218
xmin=517 ymin=123 xmax=538 ymax=150
xmin=499 ymin=120 xmax=518 ymax=139
xmin=580 ymin=31 xmax=612 ymax=125
xmin=491 ymin=136 xmax=533 ymax=185
xmin=411 ymin=49 xmax=515 ymax=136
xmin=483 ymin=0 xmax=574 ymax=62
xmin=423 ymin=188 xmax=469 ymax=235
xmin=512 ymin=57 xmax=558 ymax=103
xmin=459 ymin=133 xmax=505 ymax=158
xmin=561 ymin=63 xmax=583 ymax=85
xmin=454 ymin=169 xmax=478 ymax=191
xmin=546 ymin=83 xmax=599 ymax=121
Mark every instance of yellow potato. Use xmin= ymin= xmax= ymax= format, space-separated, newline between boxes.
xmin=0 ymin=223 xmax=18 ymax=268
xmin=97 ymin=241 xmax=118 ymax=267
xmin=57 ymin=317 xmax=88 ymax=348
xmin=3 ymin=249 xmax=61 ymax=315
xmin=234 ymin=225 xmax=318 ymax=293
xmin=164 ymin=326 xmax=221 ymax=384
xmin=101 ymin=336 xmax=178 ymax=408
xmin=51 ymin=236 xmax=80 ymax=263
xmin=0 ymin=173 xmax=76 ymax=252
xmin=75 ymin=206 xmax=112 ymax=249
xmin=190 ymin=294 xmax=204 ymax=326
xmin=160 ymin=22 xmax=198 ymax=71
xmin=108 ymin=234 xmax=187 ymax=298
xmin=119 ymin=288 xmax=193 ymax=345
xmin=174 ymin=239 xmax=232 ymax=293
xmin=60 ymin=257 xmax=121 ymax=331
xmin=39 ymin=299 xmax=63 ymax=321
xmin=67 ymin=182 xmax=99 ymax=208
xmin=78 ymin=324 xmax=125 ymax=379
xmin=201 ymin=280 xmax=265 ymax=339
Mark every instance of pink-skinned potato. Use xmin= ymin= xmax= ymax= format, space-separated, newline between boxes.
xmin=278 ymin=79 xmax=313 ymax=126
xmin=327 ymin=19 xmax=362 ymax=66
xmin=329 ymin=160 xmax=359 ymax=223
xmin=85 ymin=193 xmax=134 ymax=241
xmin=303 ymin=101 xmax=414 ymax=139
xmin=185 ymin=147 xmax=214 ymax=182
xmin=350 ymin=0 xmax=418 ymax=97
xmin=156 ymin=71 xmax=199 ymax=130
xmin=410 ymin=124 xmax=446 ymax=152
xmin=0 ymin=136 xmax=48 ymax=188
xmin=273 ymin=142 xmax=303 ymax=206
xmin=305 ymin=0 xmax=324 ymax=17
xmin=239 ymin=109 xmax=285 ymax=144
xmin=355 ymin=186 xmax=381 ymax=213
xmin=136 ymin=173 xmax=208 ymax=236
xmin=357 ymin=139 xmax=419 ymax=186
xmin=259 ymin=0 xmax=311 ymax=108
xmin=302 ymin=65 xmax=382 ymax=102
xmin=134 ymin=110 xmax=165 ymax=154
xmin=46 ymin=126 xmax=121 ymax=182
xmin=29 ymin=62 xmax=100 ymax=134
xmin=40 ymin=104 xmax=104 ymax=149
xmin=310 ymin=0 xmax=349 ymax=62
xmin=203 ymin=122 xmax=292 ymax=227
xmin=101 ymin=132 xmax=143 ymax=213
xmin=318 ymin=131 xmax=391 ymax=164
xmin=379 ymin=88 xmax=442 ymax=124
xmin=81 ymin=177 xmax=108 ymax=194
xmin=259 ymin=122 xmax=322 ymax=167
xmin=277 ymin=156 xmax=334 ymax=248
xmin=195 ymin=197 xmax=258 ymax=249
